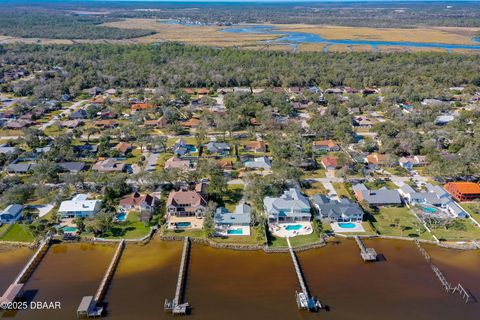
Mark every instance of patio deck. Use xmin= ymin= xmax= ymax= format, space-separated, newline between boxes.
xmin=270 ymin=222 xmax=312 ymax=238
xmin=167 ymin=216 xmax=204 ymax=230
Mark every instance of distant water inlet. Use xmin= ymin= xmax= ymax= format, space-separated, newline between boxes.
xmin=223 ymin=25 xmax=480 ymax=52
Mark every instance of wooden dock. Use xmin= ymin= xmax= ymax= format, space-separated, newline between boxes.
xmin=354 ymin=236 xmax=377 ymax=262
xmin=287 ymin=238 xmax=321 ymax=312
xmin=415 ymin=240 xmax=471 ymax=303
xmin=0 ymin=235 xmax=52 ymax=305
xmin=165 ymin=236 xmax=190 ymax=315
xmin=77 ymin=239 xmax=125 ymax=318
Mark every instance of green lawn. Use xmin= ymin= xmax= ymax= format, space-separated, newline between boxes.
xmin=222 ymin=184 xmax=244 ymax=212
xmin=461 ymin=202 xmax=480 ymax=223
xmin=268 ymin=231 xmax=321 ymax=248
xmin=212 ymin=227 xmax=265 ymax=245
xmin=370 ymin=206 xmax=433 ymax=240
xmin=103 ymin=211 xmax=152 ymax=239
xmin=428 ymin=218 xmax=480 ymax=241
xmin=332 ymin=182 xmax=354 ymax=199
xmin=364 ymin=180 xmax=398 ymax=190
xmin=0 ymin=224 xmax=35 ymax=242
xmin=44 ymin=125 xmax=65 ymax=137
xmin=162 ymin=226 xmax=206 ymax=239
xmin=303 ymin=181 xmax=328 ymax=196
xmin=123 ymin=149 xmax=143 ymax=165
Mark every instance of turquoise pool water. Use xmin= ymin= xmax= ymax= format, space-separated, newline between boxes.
xmin=227 ymin=228 xmax=244 ymax=235
xmin=63 ymin=226 xmax=78 ymax=233
xmin=223 ymin=25 xmax=480 ymax=52
xmin=285 ymin=224 xmax=302 ymax=231
xmin=423 ymin=206 xmax=438 ymax=214
xmin=116 ymin=212 xmax=127 ymax=221
xmin=338 ymin=222 xmax=356 ymax=229
xmin=176 ymin=222 xmax=192 ymax=228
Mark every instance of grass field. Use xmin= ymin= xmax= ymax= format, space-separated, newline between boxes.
xmin=0 ymin=224 xmax=35 ymax=242
xmin=332 ymin=182 xmax=353 ymax=199
xmin=103 ymin=211 xmax=152 ymax=239
xmin=275 ymin=24 xmax=480 ymax=45
xmin=370 ymin=206 xmax=433 ymax=240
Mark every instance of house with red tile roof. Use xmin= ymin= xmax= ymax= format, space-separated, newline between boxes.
xmin=115 ymin=142 xmax=132 ymax=155
xmin=321 ymin=156 xmax=339 ymax=170
xmin=131 ymin=103 xmax=155 ymax=112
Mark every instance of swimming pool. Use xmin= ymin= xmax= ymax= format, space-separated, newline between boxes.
xmin=116 ymin=212 xmax=127 ymax=221
xmin=338 ymin=222 xmax=356 ymax=229
xmin=227 ymin=228 xmax=244 ymax=235
xmin=63 ymin=226 xmax=78 ymax=233
xmin=285 ymin=224 xmax=303 ymax=231
xmin=176 ymin=222 xmax=192 ymax=228
xmin=423 ymin=206 xmax=438 ymax=214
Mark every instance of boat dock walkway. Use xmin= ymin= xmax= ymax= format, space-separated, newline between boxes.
xmin=287 ymin=238 xmax=321 ymax=312
xmin=354 ymin=236 xmax=377 ymax=262
xmin=0 ymin=235 xmax=52 ymax=305
xmin=415 ymin=240 xmax=471 ymax=303
xmin=165 ymin=236 xmax=190 ymax=315
xmin=77 ymin=239 xmax=125 ymax=318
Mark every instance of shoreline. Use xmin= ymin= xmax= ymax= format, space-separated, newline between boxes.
xmin=2 ymin=231 xmax=477 ymax=252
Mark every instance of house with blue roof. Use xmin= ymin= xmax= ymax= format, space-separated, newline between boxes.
xmin=264 ymin=188 xmax=311 ymax=224
xmin=0 ymin=204 xmax=23 ymax=223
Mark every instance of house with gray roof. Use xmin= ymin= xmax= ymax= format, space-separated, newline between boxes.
xmin=204 ymin=142 xmax=231 ymax=155
xmin=58 ymin=162 xmax=86 ymax=173
xmin=353 ymin=183 xmax=402 ymax=206
xmin=215 ymin=203 xmax=251 ymax=232
xmin=264 ymin=188 xmax=311 ymax=224
xmin=0 ymin=204 xmax=23 ymax=223
xmin=6 ymin=163 xmax=34 ymax=174
xmin=244 ymin=156 xmax=272 ymax=171
xmin=399 ymin=183 xmax=466 ymax=218
xmin=0 ymin=145 xmax=17 ymax=154
xmin=311 ymin=195 xmax=364 ymax=222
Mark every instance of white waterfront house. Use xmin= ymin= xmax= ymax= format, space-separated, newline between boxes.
xmin=58 ymin=194 xmax=102 ymax=218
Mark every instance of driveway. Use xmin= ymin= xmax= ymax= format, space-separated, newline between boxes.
xmin=321 ymin=181 xmax=339 ymax=201
xmin=144 ymin=152 xmax=160 ymax=172
xmin=29 ymin=204 xmax=54 ymax=218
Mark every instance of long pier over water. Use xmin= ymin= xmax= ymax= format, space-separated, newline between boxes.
xmin=77 ymin=239 xmax=125 ymax=318
xmin=0 ymin=235 xmax=51 ymax=305
xmin=165 ymin=236 xmax=190 ymax=315
xmin=286 ymin=238 xmax=321 ymax=312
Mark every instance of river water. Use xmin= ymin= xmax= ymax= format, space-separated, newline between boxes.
xmin=222 ymin=25 xmax=480 ymax=52
xmin=1 ymin=239 xmax=479 ymax=320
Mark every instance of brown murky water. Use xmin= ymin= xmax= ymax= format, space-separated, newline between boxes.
xmin=1 ymin=239 xmax=479 ymax=320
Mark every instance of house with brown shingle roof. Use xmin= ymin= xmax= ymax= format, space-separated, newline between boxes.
xmin=164 ymin=157 xmax=195 ymax=171
xmin=181 ymin=117 xmax=201 ymax=129
xmin=115 ymin=142 xmax=132 ymax=155
xmin=144 ymin=116 xmax=167 ymax=128
xmin=92 ymin=158 xmax=126 ymax=173
xmin=94 ymin=120 xmax=117 ymax=129
xmin=243 ymin=141 xmax=267 ymax=153
xmin=166 ymin=188 xmax=207 ymax=218
xmin=365 ymin=153 xmax=390 ymax=167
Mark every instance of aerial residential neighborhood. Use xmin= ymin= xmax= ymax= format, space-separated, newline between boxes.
xmin=1 ymin=1 xmax=480 ymax=319
xmin=1 ymin=77 xmax=480 ymax=247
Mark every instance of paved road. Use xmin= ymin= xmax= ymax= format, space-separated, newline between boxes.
xmin=39 ymin=99 xmax=87 ymax=131
xmin=144 ymin=152 xmax=160 ymax=172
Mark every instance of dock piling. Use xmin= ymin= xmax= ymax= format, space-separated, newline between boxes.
xmin=415 ymin=240 xmax=471 ymax=303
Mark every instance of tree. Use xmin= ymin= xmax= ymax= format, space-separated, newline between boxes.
xmin=203 ymin=201 xmax=217 ymax=238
